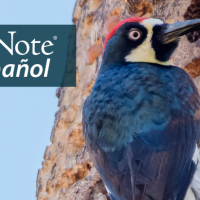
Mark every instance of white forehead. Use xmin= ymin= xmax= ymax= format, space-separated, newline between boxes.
xmin=141 ymin=18 xmax=164 ymax=29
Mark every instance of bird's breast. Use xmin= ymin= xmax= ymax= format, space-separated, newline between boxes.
xmin=84 ymin=63 xmax=200 ymax=152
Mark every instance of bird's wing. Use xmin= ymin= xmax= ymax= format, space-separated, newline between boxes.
xmin=82 ymin=64 xmax=200 ymax=200
xmin=83 ymin=117 xmax=197 ymax=200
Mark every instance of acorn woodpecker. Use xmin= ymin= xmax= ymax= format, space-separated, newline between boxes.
xmin=82 ymin=17 xmax=200 ymax=200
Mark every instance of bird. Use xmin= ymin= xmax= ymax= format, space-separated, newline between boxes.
xmin=82 ymin=17 xmax=200 ymax=200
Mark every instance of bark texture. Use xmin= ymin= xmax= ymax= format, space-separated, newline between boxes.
xmin=36 ymin=0 xmax=200 ymax=199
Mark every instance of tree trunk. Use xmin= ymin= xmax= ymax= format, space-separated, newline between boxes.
xmin=36 ymin=0 xmax=200 ymax=199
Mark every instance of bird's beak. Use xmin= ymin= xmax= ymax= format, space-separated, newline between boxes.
xmin=159 ymin=19 xmax=200 ymax=44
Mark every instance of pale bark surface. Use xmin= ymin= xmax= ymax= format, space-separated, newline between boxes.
xmin=36 ymin=0 xmax=200 ymax=199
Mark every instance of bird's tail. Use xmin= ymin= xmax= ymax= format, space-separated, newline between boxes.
xmin=177 ymin=161 xmax=197 ymax=200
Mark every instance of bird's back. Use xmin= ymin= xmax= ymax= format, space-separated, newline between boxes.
xmin=83 ymin=63 xmax=200 ymax=200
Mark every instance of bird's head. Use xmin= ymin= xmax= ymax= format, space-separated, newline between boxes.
xmin=101 ymin=17 xmax=200 ymax=70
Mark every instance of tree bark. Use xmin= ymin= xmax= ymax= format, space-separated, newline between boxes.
xmin=36 ymin=0 xmax=200 ymax=199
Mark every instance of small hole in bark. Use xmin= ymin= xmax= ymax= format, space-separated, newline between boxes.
xmin=81 ymin=14 xmax=94 ymax=39
xmin=109 ymin=8 xmax=122 ymax=18
xmin=79 ymin=0 xmax=89 ymax=7
xmin=86 ymin=43 xmax=103 ymax=65
xmin=184 ymin=0 xmax=200 ymax=43
xmin=90 ymin=0 xmax=103 ymax=11
xmin=72 ymin=1 xmax=82 ymax=24
xmin=87 ymin=163 xmax=92 ymax=170
xmin=104 ymin=15 xmax=120 ymax=35
xmin=127 ymin=1 xmax=153 ymax=18
xmin=184 ymin=57 xmax=200 ymax=78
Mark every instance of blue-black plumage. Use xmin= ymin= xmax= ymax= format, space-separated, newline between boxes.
xmin=82 ymin=17 xmax=200 ymax=200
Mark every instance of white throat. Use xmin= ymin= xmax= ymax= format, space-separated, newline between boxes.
xmin=125 ymin=18 xmax=170 ymax=66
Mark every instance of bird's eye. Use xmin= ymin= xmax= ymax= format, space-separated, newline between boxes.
xmin=128 ymin=29 xmax=141 ymax=40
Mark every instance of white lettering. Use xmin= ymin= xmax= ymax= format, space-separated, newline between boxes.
xmin=0 ymin=31 xmax=16 ymax=55
xmin=44 ymin=58 xmax=50 ymax=77
xmin=16 ymin=59 xmax=29 ymax=77
xmin=41 ymin=41 xmax=54 ymax=55
xmin=30 ymin=64 xmax=43 ymax=78
xmin=31 ymin=39 xmax=41 ymax=55
xmin=15 ymin=40 xmax=30 ymax=55
xmin=2 ymin=64 xmax=15 ymax=77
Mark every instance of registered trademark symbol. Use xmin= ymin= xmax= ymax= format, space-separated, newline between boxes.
xmin=53 ymin=36 xmax=57 ymax=40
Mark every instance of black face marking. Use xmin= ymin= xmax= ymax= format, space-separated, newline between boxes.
xmin=101 ymin=23 xmax=148 ymax=71
xmin=152 ymin=24 xmax=179 ymax=62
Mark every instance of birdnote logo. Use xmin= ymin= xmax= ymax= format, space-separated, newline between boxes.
xmin=0 ymin=25 xmax=76 ymax=87
xmin=1 ymin=31 xmax=53 ymax=78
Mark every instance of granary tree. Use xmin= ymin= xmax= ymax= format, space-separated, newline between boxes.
xmin=36 ymin=0 xmax=200 ymax=199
